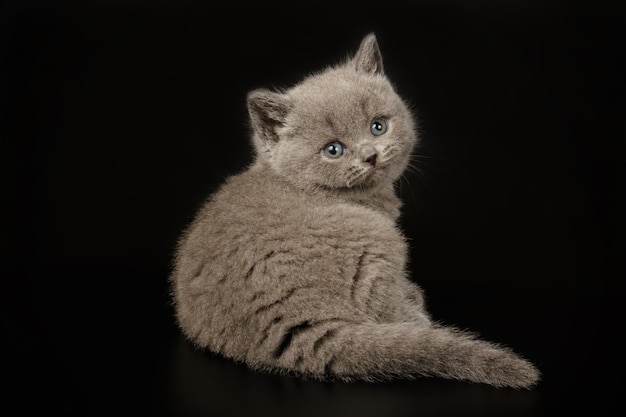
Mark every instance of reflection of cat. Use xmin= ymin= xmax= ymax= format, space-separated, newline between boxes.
xmin=170 ymin=33 xmax=540 ymax=388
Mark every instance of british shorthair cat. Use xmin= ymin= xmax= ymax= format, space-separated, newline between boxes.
xmin=170 ymin=33 xmax=540 ymax=388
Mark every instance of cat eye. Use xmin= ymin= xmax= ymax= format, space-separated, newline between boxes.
xmin=370 ymin=117 xmax=388 ymax=136
xmin=322 ymin=141 xmax=345 ymax=159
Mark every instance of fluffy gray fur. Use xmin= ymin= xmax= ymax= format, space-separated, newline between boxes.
xmin=170 ymin=34 xmax=540 ymax=388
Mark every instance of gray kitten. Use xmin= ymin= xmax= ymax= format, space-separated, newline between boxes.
xmin=170 ymin=34 xmax=540 ymax=388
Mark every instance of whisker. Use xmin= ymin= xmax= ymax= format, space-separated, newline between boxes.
xmin=411 ymin=153 xmax=443 ymax=160
xmin=403 ymin=156 xmax=437 ymax=193
xmin=345 ymin=167 xmax=369 ymax=187
xmin=407 ymin=157 xmax=437 ymax=169
xmin=404 ymin=163 xmax=425 ymax=178
xmin=398 ymin=173 xmax=417 ymax=204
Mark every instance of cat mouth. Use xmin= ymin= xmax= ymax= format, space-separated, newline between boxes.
xmin=345 ymin=165 xmax=382 ymax=188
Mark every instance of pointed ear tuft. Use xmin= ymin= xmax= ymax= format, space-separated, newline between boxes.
xmin=352 ymin=33 xmax=384 ymax=75
xmin=247 ymin=89 xmax=292 ymax=143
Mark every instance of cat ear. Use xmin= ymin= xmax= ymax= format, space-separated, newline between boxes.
xmin=352 ymin=33 xmax=384 ymax=75
xmin=247 ymin=89 xmax=293 ymax=143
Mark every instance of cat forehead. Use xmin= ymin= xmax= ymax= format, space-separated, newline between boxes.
xmin=289 ymin=67 xmax=393 ymax=107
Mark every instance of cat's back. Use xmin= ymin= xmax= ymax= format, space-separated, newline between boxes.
xmin=175 ymin=164 xmax=405 ymax=284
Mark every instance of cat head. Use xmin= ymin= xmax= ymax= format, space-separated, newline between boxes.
xmin=247 ymin=33 xmax=417 ymax=193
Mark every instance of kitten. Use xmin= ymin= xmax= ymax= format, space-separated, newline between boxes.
xmin=170 ymin=33 xmax=540 ymax=388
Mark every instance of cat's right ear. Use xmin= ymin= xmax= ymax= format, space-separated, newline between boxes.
xmin=247 ymin=89 xmax=293 ymax=143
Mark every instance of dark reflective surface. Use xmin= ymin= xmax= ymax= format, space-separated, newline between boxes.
xmin=160 ymin=335 xmax=541 ymax=417
xmin=2 ymin=265 xmax=619 ymax=416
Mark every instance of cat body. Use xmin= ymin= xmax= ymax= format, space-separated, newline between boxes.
xmin=170 ymin=34 xmax=539 ymax=388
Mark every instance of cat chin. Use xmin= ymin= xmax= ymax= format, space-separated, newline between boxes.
xmin=352 ymin=166 xmax=396 ymax=190
xmin=348 ymin=176 xmax=380 ymax=191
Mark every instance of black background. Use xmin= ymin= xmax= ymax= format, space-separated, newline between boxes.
xmin=2 ymin=0 xmax=624 ymax=416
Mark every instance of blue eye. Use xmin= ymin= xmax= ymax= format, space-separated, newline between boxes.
xmin=370 ymin=117 xmax=388 ymax=136
xmin=322 ymin=141 xmax=345 ymax=159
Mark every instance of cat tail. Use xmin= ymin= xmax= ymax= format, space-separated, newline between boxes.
xmin=269 ymin=321 xmax=540 ymax=388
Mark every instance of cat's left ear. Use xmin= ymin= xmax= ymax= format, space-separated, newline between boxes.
xmin=352 ymin=33 xmax=384 ymax=75
xmin=247 ymin=89 xmax=293 ymax=143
